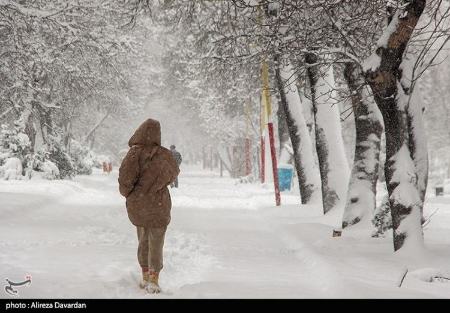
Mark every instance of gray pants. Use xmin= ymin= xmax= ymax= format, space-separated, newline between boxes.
xmin=137 ymin=226 xmax=167 ymax=272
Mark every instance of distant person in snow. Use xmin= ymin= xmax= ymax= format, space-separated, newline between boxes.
xmin=118 ymin=119 xmax=179 ymax=294
xmin=169 ymin=145 xmax=182 ymax=188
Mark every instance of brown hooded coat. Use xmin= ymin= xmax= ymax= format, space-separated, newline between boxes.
xmin=118 ymin=119 xmax=179 ymax=228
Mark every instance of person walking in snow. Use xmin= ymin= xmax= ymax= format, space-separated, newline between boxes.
xmin=118 ymin=119 xmax=179 ymax=294
xmin=169 ymin=145 xmax=182 ymax=188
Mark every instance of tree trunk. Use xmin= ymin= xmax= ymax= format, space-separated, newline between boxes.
xmin=87 ymin=131 xmax=96 ymax=150
xmin=39 ymin=107 xmax=53 ymax=145
xmin=306 ymin=53 xmax=350 ymax=213
xmin=299 ymin=72 xmax=321 ymax=180
xmin=217 ymin=144 xmax=232 ymax=174
xmin=363 ymin=0 xmax=426 ymax=251
xmin=401 ymin=64 xmax=429 ymax=222
xmin=62 ymin=120 xmax=72 ymax=151
xmin=407 ymin=100 xmax=429 ymax=208
xmin=299 ymin=81 xmax=315 ymax=141
xmin=342 ymin=62 xmax=384 ymax=228
xmin=275 ymin=60 xmax=321 ymax=204
xmin=277 ymin=93 xmax=291 ymax=164
xmin=84 ymin=112 xmax=109 ymax=145
xmin=21 ymin=105 xmax=36 ymax=153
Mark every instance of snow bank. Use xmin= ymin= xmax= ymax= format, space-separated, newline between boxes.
xmin=40 ymin=160 xmax=60 ymax=180
xmin=1 ymin=157 xmax=23 ymax=180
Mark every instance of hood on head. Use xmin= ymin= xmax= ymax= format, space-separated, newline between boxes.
xmin=128 ymin=119 xmax=161 ymax=147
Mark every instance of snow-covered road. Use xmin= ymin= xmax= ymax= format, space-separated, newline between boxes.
xmin=1 ymin=166 xmax=450 ymax=298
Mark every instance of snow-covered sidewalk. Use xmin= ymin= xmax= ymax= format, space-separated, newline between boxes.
xmin=1 ymin=166 xmax=450 ymax=298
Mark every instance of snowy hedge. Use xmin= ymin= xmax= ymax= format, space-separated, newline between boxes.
xmin=0 ymin=124 xmax=97 ymax=180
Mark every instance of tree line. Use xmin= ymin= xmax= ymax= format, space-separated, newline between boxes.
xmin=144 ymin=0 xmax=450 ymax=252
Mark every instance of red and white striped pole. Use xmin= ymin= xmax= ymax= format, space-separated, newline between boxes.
xmin=261 ymin=60 xmax=281 ymax=206
xmin=259 ymin=95 xmax=265 ymax=183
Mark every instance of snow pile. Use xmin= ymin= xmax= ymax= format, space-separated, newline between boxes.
xmin=0 ymin=124 xmax=31 ymax=162
xmin=0 ymin=124 xmax=31 ymax=181
xmin=0 ymin=157 xmax=23 ymax=180
xmin=39 ymin=160 xmax=60 ymax=180
xmin=0 ymin=123 xmax=97 ymax=180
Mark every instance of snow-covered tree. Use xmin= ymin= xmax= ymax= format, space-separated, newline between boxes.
xmin=363 ymin=0 xmax=427 ymax=251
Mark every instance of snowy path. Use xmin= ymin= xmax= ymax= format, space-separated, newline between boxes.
xmin=1 ymin=166 xmax=450 ymax=298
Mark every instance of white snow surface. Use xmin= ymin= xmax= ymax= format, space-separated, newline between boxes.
xmin=1 ymin=166 xmax=450 ymax=298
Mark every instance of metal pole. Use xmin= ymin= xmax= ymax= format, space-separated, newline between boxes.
xmin=262 ymin=60 xmax=281 ymax=206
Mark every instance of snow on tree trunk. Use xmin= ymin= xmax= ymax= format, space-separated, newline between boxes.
xmin=406 ymin=94 xmax=428 ymax=220
xmin=342 ymin=62 xmax=384 ymax=228
xmin=298 ymin=73 xmax=321 ymax=178
xmin=363 ymin=0 xmax=426 ymax=251
xmin=277 ymin=94 xmax=292 ymax=164
xmin=306 ymin=53 xmax=350 ymax=213
xmin=275 ymin=60 xmax=321 ymax=204
xmin=299 ymin=74 xmax=316 ymax=147
xmin=400 ymin=56 xmax=429 ymax=222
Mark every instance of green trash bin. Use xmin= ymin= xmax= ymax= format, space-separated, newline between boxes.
xmin=278 ymin=164 xmax=294 ymax=191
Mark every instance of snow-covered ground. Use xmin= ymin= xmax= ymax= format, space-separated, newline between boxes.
xmin=1 ymin=166 xmax=450 ymax=298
